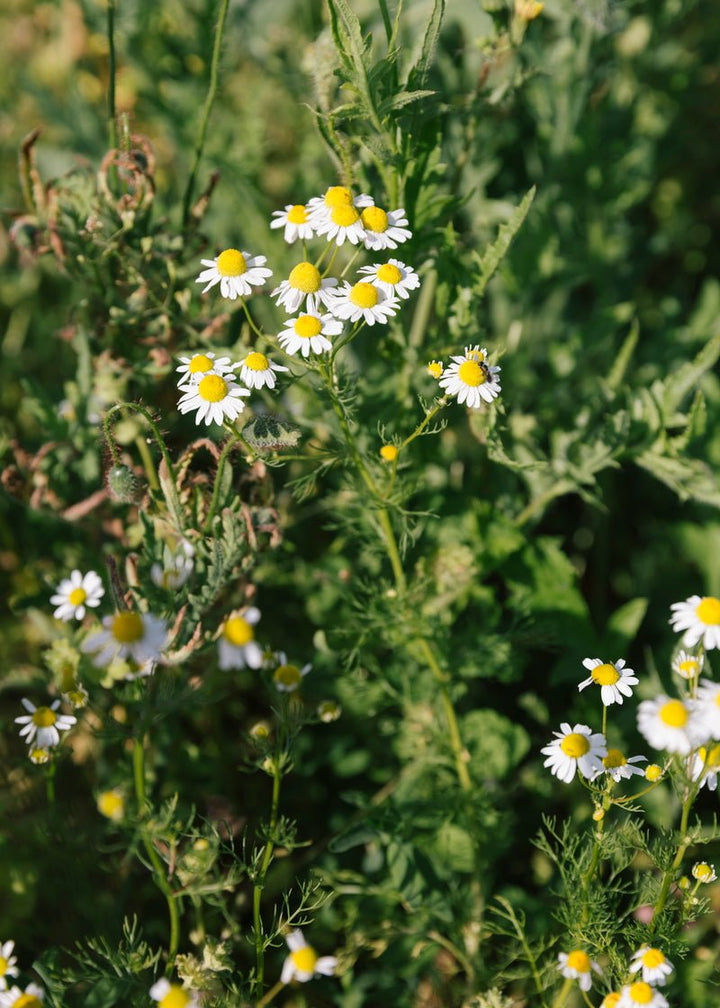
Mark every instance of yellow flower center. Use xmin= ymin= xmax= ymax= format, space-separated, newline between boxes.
xmin=699 ymin=743 xmax=720 ymax=769
xmin=290 ymin=945 xmax=318 ymax=973
xmin=288 ymin=262 xmax=322 ymax=293
xmin=566 ymin=950 xmax=591 ymax=972
xmin=628 ymin=981 xmax=654 ymax=1004
xmin=560 ymin=732 xmax=590 ymax=758
xmin=694 ymin=862 xmax=714 ymax=881
xmin=68 ymin=587 xmax=87 ymax=606
xmin=32 ymin=706 xmax=57 ymax=728
xmin=111 ymin=610 xmax=144 ymax=644
xmin=188 ymin=353 xmax=214 ymax=374
xmin=324 ymin=186 xmax=352 ymax=208
xmin=659 ymin=699 xmax=688 ymax=728
xmin=645 ymin=764 xmax=662 ymax=781
xmin=274 ymin=664 xmax=302 ymax=689
xmin=216 ymin=248 xmax=247 ymax=276
xmin=591 ymin=662 xmax=620 ymax=685
xmin=158 ymin=986 xmax=191 ymax=1008
xmin=197 ymin=373 xmax=229 ymax=403
xmin=377 ymin=263 xmax=402 ymax=284
xmin=457 ymin=360 xmax=487 ymax=387
xmin=427 ymin=360 xmax=443 ymax=379
xmin=14 ymin=996 xmax=43 ymax=1008
xmin=380 ymin=445 xmax=398 ymax=462
xmin=349 ymin=282 xmax=379 ymax=308
xmin=361 ymin=206 xmax=388 ymax=233
xmin=696 ymin=596 xmax=720 ymax=625
xmin=244 ymin=352 xmax=269 ymax=372
xmin=330 ymin=204 xmax=360 ymax=227
xmin=287 ymin=204 xmax=308 ymax=223
xmin=0 ymin=956 xmax=8 ymax=975
xmin=97 ymin=790 xmax=124 ymax=820
xmin=223 ymin=616 xmax=253 ymax=646
xmin=29 ymin=747 xmax=50 ymax=764
xmin=678 ymin=658 xmax=699 ymax=677
xmin=295 ymin=314 xmax=323 ymax=338
xmin=601 ymin=995 xmax=621 ymax=1008
xmin=640 ymin=948 xmax=665 ymax=968
xmin=603 ymin=748 xmax=626 ymax=769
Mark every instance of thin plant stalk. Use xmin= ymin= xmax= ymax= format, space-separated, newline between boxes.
xmin=253 ymin=761 xmax=283 ymax=996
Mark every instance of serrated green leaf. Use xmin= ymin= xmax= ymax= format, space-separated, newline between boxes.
xmin=606 ymin=318 xmax=639 ymax=392
xmin=378 ymin=89 xmax=437 ymax=115
xmin=472 ymin=186 xmax=536 ymax=300
xmin=661 ymin=332 xmax=720 ymax=415
xmin=635 ymin=450 xmax=720 ymax=508
xmin=407 ymin=0 xmax=445 ymax=91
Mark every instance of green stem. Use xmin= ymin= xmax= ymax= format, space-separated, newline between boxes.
xmin=256 ymin=979 xmax=286 ymax=1008
xmin=399 ymin=398 xmax=448 ymax=451
xmin=45 ymin=760 xmax=57 ymax=806
xmin=551 ymin=977 xmax=573 ymax=1008
xmin=181 ymin=0 xmax=231 ymax=228
xmin=133 ymin=737 xmax=181 ymax=969
xmin=202 ymin=434 xmax=239 ymax=534
xmin=135 ymin=434 xmax=160 ymax=492
xmin=653 ymin=788 xmax=695 ymax=920
xmin=241 ymin=299 xmax=265 ymax=339
xmin=107 ymin=0 xmax=117 ymax=150
xmin=253 ymin=763 xmax=283 ymax=997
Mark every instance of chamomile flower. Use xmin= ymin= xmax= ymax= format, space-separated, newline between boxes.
xmin=578 ymin=657 xmax=639 ymax=706
xmin=306 ymin=186 xmax=370 ymax=227
xmin=328 ymin=281 xmax=399 ymax=326
xmin=438 ymin=345 xmax=501 ymax=407
xmin=50 ymin=569 xmax=104 ymax=621
xmin=195 ymin=248 xmax=273 ymax=300
xmin=81 ymin=611 xmax=167 ymax=667
xmin=689 ymin=742 xmax=720 ymax=790
xmin=280 ymin=929 xmax=338 ymax=984
xmin=62 ymin=683 xmax=89 ymax=709
xmin=629 ymin=947 xmax=674 ymax=986
xmin=28 ymin=747 xmax=51 ymax=765
xmin=600 ymin=994 xmax=621 ymax=1008
xmin=541 ymin=723 xmax=607 ymax=783
xmin=427 ymin=360 xmax=444 ymax=379
xmin=149 ymin=978 xmax=200 ymax=1008
xmin=218 ymin=608 xmax=263 ymax=670
xmin=359 ymin=203 xmax=412 ymax=250
xmin=15 ymin=699 xmax=76 ymax=749
xmin=0 ymin=983 xmax=45 ymax=1007
xmin=596 ymin=748 xmax=647 ymax=782
xmin=356 ymin=259 xmax=420 ymax=300
xmin=97 ymin=788 xmax=125 ymax=822
xmin=617 ymin=983 xmax=668 ymax=1008
xmin=692 ymin=861 xmax=717 ymax=882
xmin=637 ymin=695 xmax=703 ymax=754
xmin=670 ymin=595 xmax=720 ymax=650
xmin=277 ymin=311 xmax=342 ymax=357
xmin=272 ymin=261 xmax=338 ymax=314
xmin=694 ymin=678 xmax=720 ymax=738
xmin=272 ymin=652 xmax=311 ymax=692
xmin=557 ymin=950 xmax=601 ymax=991
xmin=236 ymin=351 xmax=289 ymax=390
xmin=175 ymin=352 xmax=237 ymax=387
xmin=672 ymin=648 xmax=704 ymax=681
xmin=177 ymin=373 xmax=251 ymax=426
xmin=270 ymin=204 xmax=315 ymax=243
xmin=314 ymin=203 xmax=366 ymax=246
xmin=0 ymin=941 xmax=19 ymax=990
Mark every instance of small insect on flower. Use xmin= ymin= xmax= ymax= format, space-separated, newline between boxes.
xmin=617 ymin=981 xmax=669 ymax=1008
xmin=81 ymin=611 xmax=167 ymax=668
xmin=0 ymin=940 xmax=19 ymax=990
xmin=277 ymin=311 xmax=342 ymax=357
xmin=236 ymin=351 xmax=289 ymax=390
xmin=595 ymin=748 xmax=647 ymax=782
xmin=328 ymin=281 xmax=399 ymax=326
xmin=670 ymin=594 xmax=720 ymax=650
xmin=692 ymin=861 xmax=717 ymax=883
xmin=438 ymin=346 xmax=501 ymax=407
xmin=218 ymin=608 xmax=263 ymax=670
xmin=541 ymin=723 xmax=607 ymax=783
xmin=175 ymin=352 xmax=237 ymax=387
xmin=270 ymin=203 xmax=315 ymax=243
xmin=637 ymin=695 xmax=702 ymax=754
xmin=272 ymin=261 xmax=338 ymax=315
xmin=0 ymin=983 xmax=45 ymax=1007
xmin=15 ymin=699 xmax=76 ymax=749
xmin=272 ymin=652 xmax=311 ymax=692
xmin=629 ymin=947 xmax=674 ymax=986
xmin=557 ymin=950 xmax=601 ymax=991
xmin=177 ymin=372 xmax=251 ymax=427
xmin=50 ymin=569 xmax=104 ymax=621
xmin=195 ymin=248 xmax=273 ymax=300
xmin=357 ymin=259 xmax=420 ymax=300
xmin=358 ymin=202 xmax=412 ymax=250
xmin=281 ymin=929 xmax=338 ymax=984
xmin=578 ymin=657 xmax=639 ymax=706
xmin=149 ymin=978 xmax=200 ymax=1008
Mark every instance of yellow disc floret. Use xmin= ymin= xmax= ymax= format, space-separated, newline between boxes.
xmin=457 ymin=360 xmax=487 ymax=387
xmin=566 ymin=950 xmax=591 ymax=972
xmin=560 ymin=733 xmax=590 ymax=758
xmin=290 ymin=945 xmax=318 ymax=974
xmin=32 ymin=706 xmax=58 ymax=728
xmin=645 ymin=764 xmax=663 ymax=781
xmin=111 ymin=610 xmax=144 ymax=644
xmin=197 ymin=374 xmax=228 ymax=403
xmin=602 ymin=748 xmax=627 ymax=769
xmin=97 ymin=789 xmax=125 ymax=821
xmin=274 ymin=664 xmax=302 ymax=689
xmin=295 ymin=315 xmax=323 ymax=338
xmin=289 ymin=262 xmax=322 ymax=293
xmin=627 ymin=981 xmax=653 ymax=1005
xmin=376 ymin=263 xmax=402 ymax=284
xmin=330 ymin=204 xmax=360 ymax=226
xmin=696 ymin=596 xmax=720 ymax=625
xmin=659 ymin=699 xmax=688 ymax=728
xmin=188 ymin=353 xmax=214 ymax=374
xmin=349 ymin=282 xmax=379 ymax=308
xmin=223 ymin=616 xmax=253 ymax=646
xmin=287 ymin=204 xmax=308 ymax=223
xmin=427 ymin=360 xmax=443 ymax=379
xmin=591 ymin=662 xmax=620 ymax=685
xmin=216 ymin=249 xmax=247 ymax=277
xmin=158 ymin=986 xmax=191 ymax=1008
xmin=380 ymin=445 xmax=398 ymax=462
xmin=640 ymin=948 xmax=666 ymax=968
xmin=15 ymin=996 xmax=44 ymax=1008
xmin=245 ymin=352 xmax=269 ymax=371
xmin=68 ymin=587 xmax=87 ymax=606
xmin=361 ymin=206 xmax=388 ymax=233
xmin=324 ymin=186 xmax=352 ymax=208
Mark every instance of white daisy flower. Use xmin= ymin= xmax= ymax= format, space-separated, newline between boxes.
xmin=272 ymin=261 xmax=338 ymax=315
xmin=637 ymin=695 xmax=703 ymax=754
xmin=277 ymin=311 xmax=342 ymax=357
xmin=270 ymin=204 xmax=315 ymax=243
xmin=672 ymin=648 xmax=704 ymax=681
xmin=149 ymin=978 xmax=200 ymax=1008
xmin=600 ymin=993 xmax=622 ymax=1008
xmin=280 ymin=928 xmax=337 ymax=984
xmin=692 ymin=861 xmax=717 ymax=882
xmin=328 ymin=281 xmax=399 ymax=326
xmin=670 ymin=595 xmax=720 ymax=650
xmin=694 ymin=678 xmax=720 ymax=739
xmin=306 ymin=186 xmax=370 ymax=227
xmin=177 ymin=373 xmax=251 ymax=427
xmin=0 ymin=941 xmax=19 ymax=991
xmin=689 ymin=742 xmax=720 ymax=791
xmin=236 ymin=351 xmax=289 ymax=390
xmin=577 ymin=657 xmax=639 ymax=706
xmin=195 ymin=248 xmax=272 ymax=300
xmin=151 ymin=543 xmax=194 ymax=590
xmin=617 ymin=985 xmax=668 ymax=1008
xmin=218 ymin=608 xmax=263 ymax=670
xmin=314 ymin=203 xmax=366 ymax=246
xmin=356 ymin=258 xmax=420 ymax=300
xmin=629 ymin=947 xmax=674 ymax=986
xmin=0 ymin=983 xmax=45 ymax=1007
xmin=557 ymin=950 xmax=601 ymax=992
xmin=438 ymin=345 xmax=501 ymax=407
xmin=272 ymin=652 xmax=311 ymax=692
xmin=175 ymin=351 xmax=237 ymax=387
xmin=50 ymin=569 xmax=104 ymax=621
xmin=81 ymin=611 xmax=167 ymax=667
xmin=359 ymin=203 xmax=412 ymax=250
xmin=595 ymin=748 xmax=647 ymax=782
xmin=15 ymin=699 xmax=76 ymax=749
xmin=541 ymin=722 xmax=607 ymax=783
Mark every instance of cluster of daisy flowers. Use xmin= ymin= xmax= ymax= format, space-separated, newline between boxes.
xmin=558 ymin=944 xmax=675 ymax=1006
xmin=0 ymin=939 xmax=44 ymax=1008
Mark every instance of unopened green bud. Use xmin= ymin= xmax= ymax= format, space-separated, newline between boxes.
xmin=107 ymin=464 xmax=140 ymax=503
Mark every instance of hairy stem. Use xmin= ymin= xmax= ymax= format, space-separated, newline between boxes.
xmin=253 ymin=762 xmax=283 ymax=996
